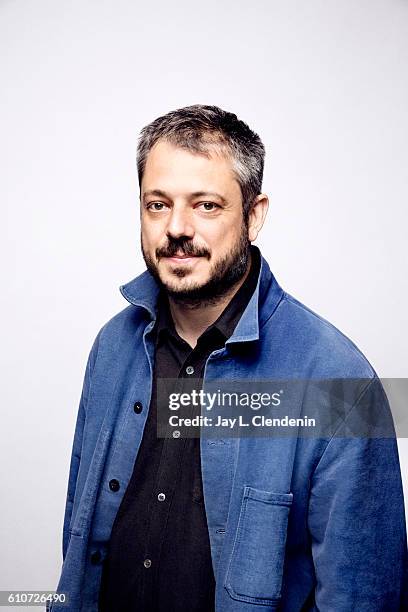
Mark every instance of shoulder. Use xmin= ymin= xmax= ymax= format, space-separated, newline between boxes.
xmin=87 ymin=304 xmax=149 ymax=367
xmin=267 ymin=291 xmax=376 ymax=378
xmin=99 ymin=303 xmax=147 ymax=337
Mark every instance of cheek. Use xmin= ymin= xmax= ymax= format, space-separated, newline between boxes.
xmin=141 ymin=222 xmax=163 ymax=249
xmin=202 ymin=220 xmax=240 ymax=250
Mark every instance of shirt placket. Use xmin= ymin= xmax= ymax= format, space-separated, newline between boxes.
xmin=140 ymin=346 xmax=202 ymax=609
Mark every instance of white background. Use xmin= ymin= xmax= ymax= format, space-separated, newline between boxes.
xmin=1 ymin=0 xmax=407 ymax=600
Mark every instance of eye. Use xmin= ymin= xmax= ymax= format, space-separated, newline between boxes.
xmin=146 ymin=201 xmax=168 ymax=211
xmin=198 ymin=202 xmax=220 ymax=211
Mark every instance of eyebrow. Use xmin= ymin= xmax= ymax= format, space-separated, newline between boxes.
xmin=142 ymin=189 xmax=227 ymax=203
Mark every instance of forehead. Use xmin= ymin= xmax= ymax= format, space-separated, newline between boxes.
xmin=141 ymin=139 xmax=240 ymax=196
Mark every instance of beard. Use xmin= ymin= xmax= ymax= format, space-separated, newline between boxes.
xmin=141 ymin=224 xmax=251 ymax=308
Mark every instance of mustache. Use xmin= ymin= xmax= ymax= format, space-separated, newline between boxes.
xmin=156 ymin=238 xmax=211 ymax=259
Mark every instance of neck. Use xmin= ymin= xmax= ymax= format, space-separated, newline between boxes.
xmin=167 ymin=253 xmax=252 ymax=349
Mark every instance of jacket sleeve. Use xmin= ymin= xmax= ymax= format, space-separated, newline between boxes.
xmin=62 ymin=331 xmax=101 ymax=560
xmin=307 ymin=376 xmax=408 ymax=611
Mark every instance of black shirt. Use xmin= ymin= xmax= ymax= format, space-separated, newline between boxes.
xmin=99 ymin=247 xmax=261 ymax=612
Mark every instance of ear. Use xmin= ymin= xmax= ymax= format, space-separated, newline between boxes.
xmin=247 ymin=194 xmax=269 ymax=242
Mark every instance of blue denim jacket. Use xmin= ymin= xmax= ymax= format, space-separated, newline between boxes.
xmin=50 ymin=248 xmax=407 ymax=611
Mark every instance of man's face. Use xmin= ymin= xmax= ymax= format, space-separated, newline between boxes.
xmin=140 ymin=139 xmax=251 ymax=304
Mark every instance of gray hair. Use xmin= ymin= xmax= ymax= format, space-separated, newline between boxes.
xmin=136 ymin=104 xmax=265 ymax=221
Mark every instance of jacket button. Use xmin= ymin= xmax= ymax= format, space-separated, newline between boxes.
xmin=133 ymin=401 xmax=143 ymax=414
xmin=90 ymin=551 xmax=102 ymax=565
xmin=109 ymin=478 xmax=120 ymax=492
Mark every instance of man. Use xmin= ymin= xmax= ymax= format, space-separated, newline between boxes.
xmin=50 ymin=105 xmax=407 ymax=611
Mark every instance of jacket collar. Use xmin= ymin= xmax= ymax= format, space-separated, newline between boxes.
xmin=119 ymin=246 xmax=284 ymax=344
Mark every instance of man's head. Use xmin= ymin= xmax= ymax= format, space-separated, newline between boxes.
xmin=137 ymin=104 xmax=268 ymax=306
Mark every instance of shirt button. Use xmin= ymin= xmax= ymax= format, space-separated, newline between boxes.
xmin=143 ymin=559 xmax=152 ymax=568
xmin=133 ymin=401 xmax=143 ymax=414
xmin=109 ymin=478 xmax=120 ymax=492
xmin=157 ymin=492 xmax=166 ymax=501
xmin=90 ymin=551 xmax=102 ymax=565
xmin=173 ymin=430 xmax=181 ymax=438
xmin=185 ymin=365 xmax=195 ymax=375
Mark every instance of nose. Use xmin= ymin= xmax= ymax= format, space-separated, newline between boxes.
xmin=166 ymin=204 xmax=194 ymax=240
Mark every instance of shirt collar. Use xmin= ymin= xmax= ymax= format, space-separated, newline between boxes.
xmin=154 ymin=246 xmax=261 ymax=345
xmin=209 ymin=245 xmax=261 ymax=339
xmin=119 ymin=245 xmax=284 ymax=344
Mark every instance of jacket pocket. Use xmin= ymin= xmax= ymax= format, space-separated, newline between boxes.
xmin=224 ymin=486 xmax=293 ymax=605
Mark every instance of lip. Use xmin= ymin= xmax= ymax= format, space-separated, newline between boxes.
xmin=164 ymin=255 xmax=199 ymax=264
